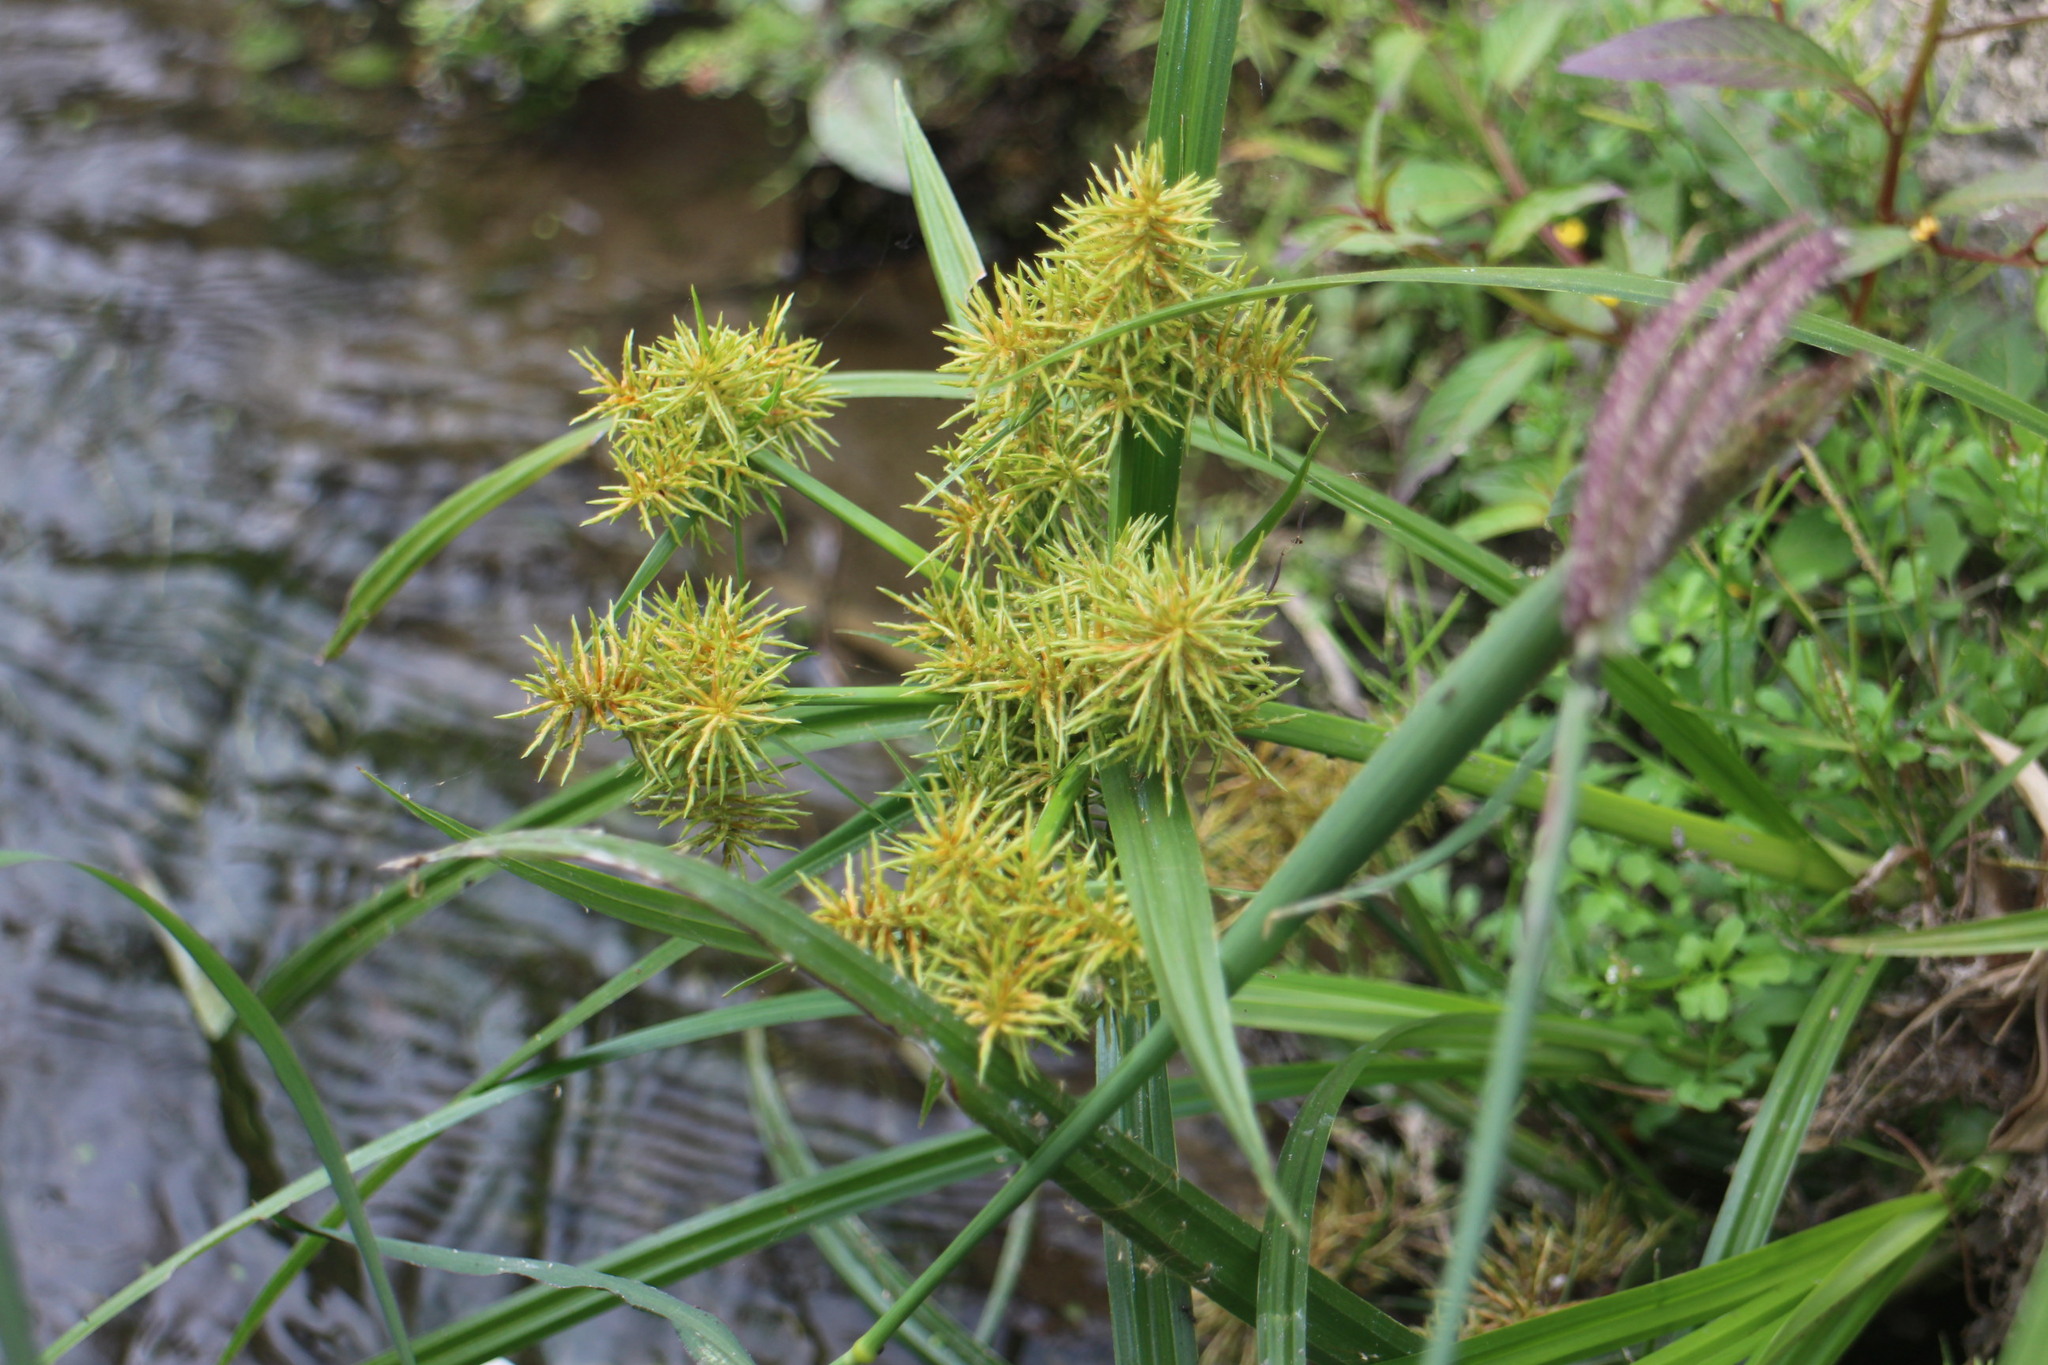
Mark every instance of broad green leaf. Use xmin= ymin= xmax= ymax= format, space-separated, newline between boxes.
xmin=1669 ymin=88 xmax=1823 ymax=216
xmin=1824 ymin=907 xmax=2048 ymax=956
xmin=1929 ymin=165 xmax=2048 ymax=217
xmin=1145 ymin=0 xmax=1244 ymax=182
xmin=1560 ymin=17 xmax=1860 ymax=93
xmin=1258 ymin=1041 xmax=1392 ymax=1365
xmin=743 ymin=1031 xmax=1004 ymax=1365
xmin=894 ymin=84 xmax=984 ymax=328
xmin=322 ymin=423 xmax=603 ymax=659
xmin=1399 ymin=334 xmax=1560 ymax=494
xmin=1099 ymin=1010 xmax=1198 ymax=1365
xmin=1703 ymin=955 xmax=1883 ymax=1264
xmin=299 ymin=1224 xmax=751 ymax=1365
xmin=1836 ymin=225 xmax=1919 ymax=278
xmin=1385 ymin=160 xmax=1503 ymax=228
xmin=0 ymin=855 xmax=417 ymax=1365
xmin=812 ymin=52 xmax=911 ymax=192
xmin=1100 ymin=765 xmax=1282 ymax=1213
xmin=1487 ymin=183 xmax=1624 ymax=261
xmin=1480 ymin=0 xmax=1576 ymax=91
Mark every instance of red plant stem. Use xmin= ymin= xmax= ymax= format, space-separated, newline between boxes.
xmin=1927 ymin=223 xmax=2048 ymax=266
xmin=1941 ymin=11 xmax=2048 ymax=40
xmin=1876 ymin=0 xmax=1951 ymax=225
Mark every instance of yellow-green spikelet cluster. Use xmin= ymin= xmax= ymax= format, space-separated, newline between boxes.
xmin=808 ymin=799 xmax=1146 ymax=1072
xmin=506 ymin=581 xmax=800 ymax=866
xmin=576 ymin=296 xmax=839 ymax=537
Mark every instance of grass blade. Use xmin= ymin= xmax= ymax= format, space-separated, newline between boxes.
xmin=1421 ymin=673 xmax=1599 ymax=1365
xmin=1243 ymin=703 xmax=1851 ymax=892
xmin=972 ymin=1191 xmax=1036 ymax=1345
xmin=295 ymin=1224 xmax=752 ymax=1365
xmin=322 ymin=423 xmax=604 ymax=660
xmin=399 ymin=830 xmax=1421 ymax=1365
xmin=1823 ymin=910 xmax=2048 ymax=956
xmin=612 ymin=520 xmax=685 ymax=619
xmin=0 ymin=1172 xmax=34 ymax=1365
xmin=1257 ymin=1040 xmax=1397 ymax=1365
xmin=0 ymin=855 xmax=417 ymax=1365
xmin=1230 ymin=973 xmax=1652 ymax=1067
xmin=1932 ymin=728 xmax=2048 ymax=855
xmin=1227 ymin=430 xmax=1321 ymax=570
xmin=1703 ymin=954 xmax=1884 ymax=1264
xmin=894 ymin=84 xmax=984 ymax=327
xmin=1011 ymin=266 xmax=2048 ymax=440
xmin=255 ymin=761 xmax=643 ymax=1020
xmin=1379 ymin=1192 xmax=1933 ymax=1364
xmin=1146 ymin=0 xmax=1244 ymax=182
xmin=753 ymin=449 xmax=953 ymax=585
xmin=743 ymin=1031 xmax=1005 ymax=1365
xmin=344 ymin=1068 xmax=1330 ymax=1365
xmin=1629 ymin=1285 xmax=1808 ymax=1365
xmin=821 ymin=371 xmax=967 ymax=400
xmin=1748 ymin=1199 xmax=1951 ymax=1365
xmin=1100 ymin=764 xmax=1282 ymax=1215
xmin=1098 ymin=1009 xmax=1198 ymax=1365
xmin=2001 ymin=1228 xmax=2048 ymax=1365
xmin=49 ymin=990 xmax=859 ymax=1365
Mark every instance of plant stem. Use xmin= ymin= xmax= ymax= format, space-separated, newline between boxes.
xmin=1876 ymin=0 xmax=1950 ymax=225
xmin=1421 ymin=659 xmax=1600 ymax=1365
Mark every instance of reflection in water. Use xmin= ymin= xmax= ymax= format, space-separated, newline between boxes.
xmin=0 ymin=4 xmax=1112 ymax=1360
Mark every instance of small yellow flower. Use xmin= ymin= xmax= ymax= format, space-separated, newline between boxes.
xmin=1911 ymin=215 xmax=1941 ymax=243
xmin=1552 ymin=216 xmax=1590 ymax=249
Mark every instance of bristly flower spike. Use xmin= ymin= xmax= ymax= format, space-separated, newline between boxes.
xmin=1565 ymin=220 xmax=1843 ymax=649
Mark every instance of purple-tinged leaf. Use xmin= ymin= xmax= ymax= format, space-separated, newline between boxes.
xmin=1561 ymin=17 xmax=1856 ymax=93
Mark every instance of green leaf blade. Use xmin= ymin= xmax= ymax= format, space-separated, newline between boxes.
xmin=894 ymin=84 xmax=985 ymax=328
xmin=322 ymin=423 xmax=603 ymax=660
xmin=1100 ymin=765 xmax=1281 ymax=1213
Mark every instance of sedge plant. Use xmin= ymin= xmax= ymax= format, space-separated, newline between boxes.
xmin=22 ymin=2 xmax=2048 ymax=1364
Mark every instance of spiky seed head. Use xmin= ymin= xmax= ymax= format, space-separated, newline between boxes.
xmin=1567 ymin=222 xmax=1843 ymax=647
xmin=808 ymin=798 xmax=1144 ymax=1072
xmin=1040 ymin=520 xmax=1294 ymax=786
xmin=578 ymin=296 xmax=840 ymax=537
